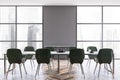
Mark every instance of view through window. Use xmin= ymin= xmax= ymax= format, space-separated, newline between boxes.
xmin=0 ymin=6 xmax=120 ymax=59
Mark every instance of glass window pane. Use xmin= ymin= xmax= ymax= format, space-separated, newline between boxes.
xmin=103 ymin=7 xmax=120 ymax=23
xmin=103 ymin=42 xmax=120 ymax=58
xmin=0 ymin=7 xmax=15 ymax=23
xmin=17 ymin=42 xmax=42 ymax=52
xmin=17 ymin=7 xmax=42 ymax=23
xmin=77 ymin=25 xmax=101 ymax=40
xmin=0 ymin=25 xmax=15 ymax=40
xmin=17 ymin=24 xmax=42 ymax=40
xmin=77 ymin=42 xmax=101 ymax=53
xmin=0 ymin=42 xmax=15 ymax=58
xmin=77 ymin=7 xmax=101 ymax=23
xmin=103 ymin=24 xmax=120 ymax=40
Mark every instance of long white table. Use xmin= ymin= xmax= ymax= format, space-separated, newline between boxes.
xmin=4 ymin=51 xmax=114 ymax=75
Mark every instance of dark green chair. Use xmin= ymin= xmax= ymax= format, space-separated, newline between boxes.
xmin=45 ymin=47 xmax=54 ymax=59
xmin=45 ymin=47 xmax=55 ymax=68
xmin=87 ymin=46 xmax=98 ymax=66
xmin=6 ymin=48 xmax=27 ymax=78
xmin=24 ymin=46 xmax=35 ymax=51
xmin=68 ymin=48 xmax=85 ymax=78
xmin=24 ymin=46 xmax=35 ymax=68
xmin=67 ymin=47 xmax=76 ymax=65
xmin=35 ymin=48 xmax=51 ymax=77
xmin=69 ymin=47 xmax=76 ymax=51
xmin=45 ymin=47 xmax=54 ymax=51
xmin=87 ymin=46 xmax=97 ymax=53
xmin=94 ymin=48 xmax=114 ymax=77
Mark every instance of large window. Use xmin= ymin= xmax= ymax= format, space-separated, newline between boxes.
xmin=17 ymin=7 xmax=42 ymax=23
xmin=77 ymin=6 xmax=102 ymax=54
xmin=0 ymin=6 xmax=43 ymax=58
xmin=103 ymin=7 xmax=120 ymax=58
xmin=0 ymin=6 xmax=120 ymax=58
xmin=77 ymin=6 xmax=120 ymax=58
xmin=77 ymin=24 xmax=101 ymax=40
xmin=77 ymin=7 xmax=101 ymax=23
xmin=103 ymin=7 xmax=120 ymax=23
xmin=0 ymin=7 xmax=15 ymax=23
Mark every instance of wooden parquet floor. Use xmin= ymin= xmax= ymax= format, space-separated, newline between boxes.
xmin=0 ymin=59 xmax=119 ymax=80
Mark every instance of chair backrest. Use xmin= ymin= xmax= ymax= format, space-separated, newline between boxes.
xmin=7 ymin=48 xmax=22 ymax=64
xmin=45 ymin=47 xmax=54 ymax=51
xmin=97 ymin=48 xmax=113 ymax=64
xmin=24 ymin=46 xmax=35 ymax=51
xmin=87 ymin=46 xmax=97 ymax=53
xmin=69 ymin=48 xmax=85 ymax=64
xmin=69 ymin=47 xmax=76 ymax=51
xmin=35 ymin=48 xmax=51 ymax=64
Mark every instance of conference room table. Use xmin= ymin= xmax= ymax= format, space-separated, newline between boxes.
xmin=4 ymin=51 xmax=115 ymax=75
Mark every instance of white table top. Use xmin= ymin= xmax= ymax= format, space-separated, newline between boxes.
xmin=51 ymin=51 xmax=69 ymax=55
xmin=23 ymin=51 xmax=35 ymax=54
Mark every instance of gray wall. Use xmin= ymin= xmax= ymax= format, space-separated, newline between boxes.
xmin=43 ymin=6 xmax=76 ymax=47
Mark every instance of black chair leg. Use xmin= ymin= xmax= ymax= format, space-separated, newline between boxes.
xmin=6 ymin=64 xmax=11 ymax=78
xmin=23 ymin=63 xmax=27 ymax=74
xmin=19 ymin=64 xmax=22 ymax=78
xmin=47 ymin=64 xmax=52 ymax=72
xmin=94 ymin=63 xmax=98 ymax=74
xmin=98 ymin=64 xmax=101 ymax=78
xmin=109 ymin=64 xmax=114 ymax=78
xmin=68 ymin=64 xmax=73 ymax=73
xmin=12 ymin=64 xmax=15 ymax=75
xmin=35 ymin=64 xmax=40 ymax=77
xmin=80 ymin=64 xmax=85 ymax=78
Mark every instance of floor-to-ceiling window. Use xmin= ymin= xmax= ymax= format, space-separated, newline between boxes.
xmin=0 ymin=6 xmax=43 ymax=58
xmin=77 ymin=6 xmax=102 ymax=54
xmin=0 ymin=5 xmax=120 ymax=59
xmin=77 ymin=6 xmax=120 ymax=59
xmin=103 ymin=6 xmax=120 ymax=58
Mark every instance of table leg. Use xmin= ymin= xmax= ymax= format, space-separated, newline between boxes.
xmin=58 ymin=54 xmax=60 ymax=73
xmin=4 ymin=54 xmax=6 ymax=75
xmin=113 ymin=54 xmax=114 ymax=74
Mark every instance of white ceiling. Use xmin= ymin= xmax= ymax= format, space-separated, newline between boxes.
xmin=0 ymin=0 xmax=120 ymax=5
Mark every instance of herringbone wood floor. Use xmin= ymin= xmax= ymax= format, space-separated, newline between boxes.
xmin=0 ymin=59 xmax=119 ymax=80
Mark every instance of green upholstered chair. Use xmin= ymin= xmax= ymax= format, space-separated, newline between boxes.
xmin=87 ymin=46 xmax=97 ymax=53
xmin=94 ymin=48 xmax=114 ymax=78
xmin=67 ymin=47 xmax=76 ymax=65
xmin=35 ymin=48 xmax=51 ymax=77
xmin=87 ymin=46 xmax=98 ymax=66
xmin=68 ymin=48 xmax=85 ymax=78
xmin=6 ymin=48 xmax=27 ymax=78
xmin=24 ymin=46 xmax=35 ymax=51
xmin=45 ymin=47 xmax=54 ymax=51
xmin=24 ymin=46 xmax=35 ymax=68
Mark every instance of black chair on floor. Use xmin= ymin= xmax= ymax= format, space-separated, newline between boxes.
xmin=24 ymin=46 xmax=35 ymax=68
xmin=68 ymin=48 xmax=85 ymax=78
xmin=45 ymin=47 xmax=55 ymax=69
xmin=35 ymin=48 xmax=51 ymax=77
xmin=69 ymin=47 xmax=76 ymax=51
xmin=67 ymin=47 xmax=76 ymax=66
xmin=94 ymin=48 xmax=114 ymax=78
xmin=87 ymin=46 xmax=97 ymax=66
xmin=6 ymin=48 xmax=27 ymax=78
xmin=87 ymin=46 xmax=97 ymax=53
